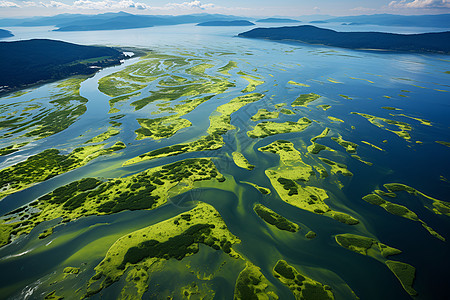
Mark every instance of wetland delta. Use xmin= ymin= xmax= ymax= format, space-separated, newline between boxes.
xmin=0 ymin=23 xmax=449 ymax=300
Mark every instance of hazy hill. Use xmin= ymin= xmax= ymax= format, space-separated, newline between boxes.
xmin=0 ymin=29 xmax=13 ymax=38
xmin=197 ymin=20 xmax=255 ymax=26
xmin=324 ymin=14 xmax=450 ymax=28
xmin=238 ymin=25 xmax=450 ymax=54
xmin=256 ymin=18 xmax=301 ymax=23
xmin=0 ymin=39 xmax=124 ymax=94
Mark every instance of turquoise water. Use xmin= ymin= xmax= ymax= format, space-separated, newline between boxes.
xmin=0 ymin=24 xmax=449 ymax=299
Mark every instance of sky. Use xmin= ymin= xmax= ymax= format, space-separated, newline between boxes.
xmin=0 ymin=0 xmax=449 ymax=18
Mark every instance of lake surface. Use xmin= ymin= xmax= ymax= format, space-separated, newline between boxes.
xmin=0 ymin=23 xmax=449 ymax=299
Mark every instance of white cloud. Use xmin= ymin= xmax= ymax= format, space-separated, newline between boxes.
xmin=166 ymin=1 xmax=214 ymax=10
xmin=30 ymin=0 xmax=150 ymax=10
xmin=389 ymin=0 xmax=450 ymax=8
xmin=0 ymin=0 xmax=20 ymax=7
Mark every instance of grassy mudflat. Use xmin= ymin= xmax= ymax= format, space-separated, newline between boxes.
xmin=234 ymin=262 xmax=278 ymax=299
xmin=1 ymin=158 xmax=224 ymax=248
xmin=362 ymin=193 xmax=444 ymax=241
xmin=0 ymin=140 xmax=125 ymax=201
xmin=291 ymin=93 xmax=321 ymax=107
xmin=254 ymin=204 xmax=300 ymax=232
xmin=86 ymin=202 xmax=240 ymax=298
xmin=259 ymin=140 xmax=359 ymax=225
xmin=247 ymin=117 xmax=312 ymax=138
xmin=273 ymin=260 xmax=334 ymax=300
xmin=232 ymin=152 xmax=255 ymax=170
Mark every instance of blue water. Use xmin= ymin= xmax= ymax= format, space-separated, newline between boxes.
xmin=0 ymin=23 xmax=449 ymax=299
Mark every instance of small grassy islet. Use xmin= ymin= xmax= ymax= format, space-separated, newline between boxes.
xmin=253 ymin=204 xmax=300 ymax=232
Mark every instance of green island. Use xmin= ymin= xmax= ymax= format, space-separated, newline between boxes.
xmin=259 ymin=140 xmax=359 ymax=225
xmin=0 ymin=141 xmax=126 ymax=201
xmin=351 ymin=112 xmax=412 ymax=141
xmin=383 ymin=183 xmax=450 ymax=217
xmin=305 ymin=231 xmax=317 ymax=239
xmin=273 ymin=260 xmax=334 ymax=300
xmin=247 ymin=117 xmax=312 ymax=138
xmin=331 ymin=134 xmax=358 ymax=154
xmin=362 ymin=193 xmax=445 ymax=241
xmin=232 ymin=152 xmax=255 ymax=170
xmin=234 ymin=262 xmax=278 ymax=299
xmin=317 ymin=104 xmax=331 ymax=111
xmin=385 ymin=261 xmax=418 ymax=296
xmin=335 ymin=233 xmax=417 ymax=296
xmin=123 ymin=93 xmax=265 ymax=166
xmin=253 ymin=204 xmax=300 ymax=232
xmin=218 ymin=60 xmax=238 ymax=76
xmin=85 ymin=202 xmax=241 ymax=298
xmin=291 ymin=93 xmax=321 ymax=107
xmin=335 ymin=233 xmax=402 ymax=260
xmin=280 ymin=108 xmax=295 ymax=115
xmin=361 ymin=141 xmax=384 ymax=151
xmin=319 ymin=158 xmax=353 ymax=177
xmin=0 ymin=158 xmax=225 ymax=248
xmin=241 ymin=76 xmax=264 ymax=93
xmin=327 ymin=116 xmax=344 ymax=123
xmin=308 ymin=128 xmax=334 ymax=155
xmin=251 ymin=109 xmax=279 ymax=121
xmin=436 ymin=141 xmax=450 ymax=147
xmin=288 ymin=80 xmax=310 ymax=87
xmin=242 ymin=181 xmax=271 ymax=195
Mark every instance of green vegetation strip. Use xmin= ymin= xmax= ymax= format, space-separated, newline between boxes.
xmin=273 ymin=260 xmax=334 ymax=300
xmin=254 ymin=204 xmax=300 ymax=232
xmin=0 ymin=158 xmax=225 ymax=249
xmin=234 ymin=262 xmax=278 ymax=300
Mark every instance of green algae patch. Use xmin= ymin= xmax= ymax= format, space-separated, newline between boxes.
xmin=280 ymin=108 xmax=295 ymax=115
xmin=209 ymin=93 xmax=265 ymax=135
xmin=85 ymin=127 xmax=120 ymax=144
xmin=318 ymin=104 xmax=331 ymax=111
xmin=327 ymin=116 xmax=344 ymax=123
xmin=85 ymin=202 xmax=241 ymax=298
xmin=234 ymin=262 xmax=278 ymax=300
xmin=383 ymin=183 xmax=450 ymax=217
xmin=242 ymin=181 xmax=271 ymax=195
xmin=305 ymin=231 xmax=317 ymax=239
xmin=382 ymin=107 xmax=401 ymax=111
xmin=351 ymin=112 xmax=412 ymax=141
xmin=361 ymin=141 xmax=384 ymax=151
xmin=351 ymin=155 xmax=373 ymax=166
xmin=319 ymin=158 xmax=353 ymax=177
xmin=0 ymin=223 xmax=14 ymax=247
xmin=339 ymin=94 xmax=352 ymax=100
xmin=335 ymin=234 xmax=401 ymax=259
xmin=251 ymin=109 xmax=279 ymax=121
xmin=63 ymin=266 xmax=80 ymax=276
xmin=124 ymin=93 xmax=265 ymax=166
xmin=136 ymin=117 xmax=191 ymax=140
xmin=436 ymin=141 xmax=450 ymax=147
xmin=331 ymin=134 xmax=358 ymax=154
xmin=241 ymin=76 xmax=264 ymax=93
xmin=254 ymin=204 xmax=300 ymax=232
xmin=308 ymin=128 xmax=334 ymax=155
xmin=385 ymin=261 xmax=417 ymax=296
xmin=291 ymin=93 xmax=321 ymax=107
xmin=232 ymin=152 xmax=255 ymax=170
xmin=218 ymin=60 xmax=238 ymax=76
xmin=98 ymin=77 xmax=146 ymax=97
xmin=273 ymin=260 xmax=334 ymax=300
xmin=288 ymin=80 xmax=310 ymax=87
xmin=38 ymin=227 xmax=54 ymax=239
xmin=362 ymin=193 xmax=445 ymax=241
xmin=44 ymin=291 xmax=63 ymax=300
xmin=247 ymin=117 xmax=312 ymax=139
xmin=0 ymin=142 xmax=125 ymax=201
xmin=3 ymin=159 xmax=225 ymax=248
xmin=180 ymin=282 xmax=215 ymax=299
